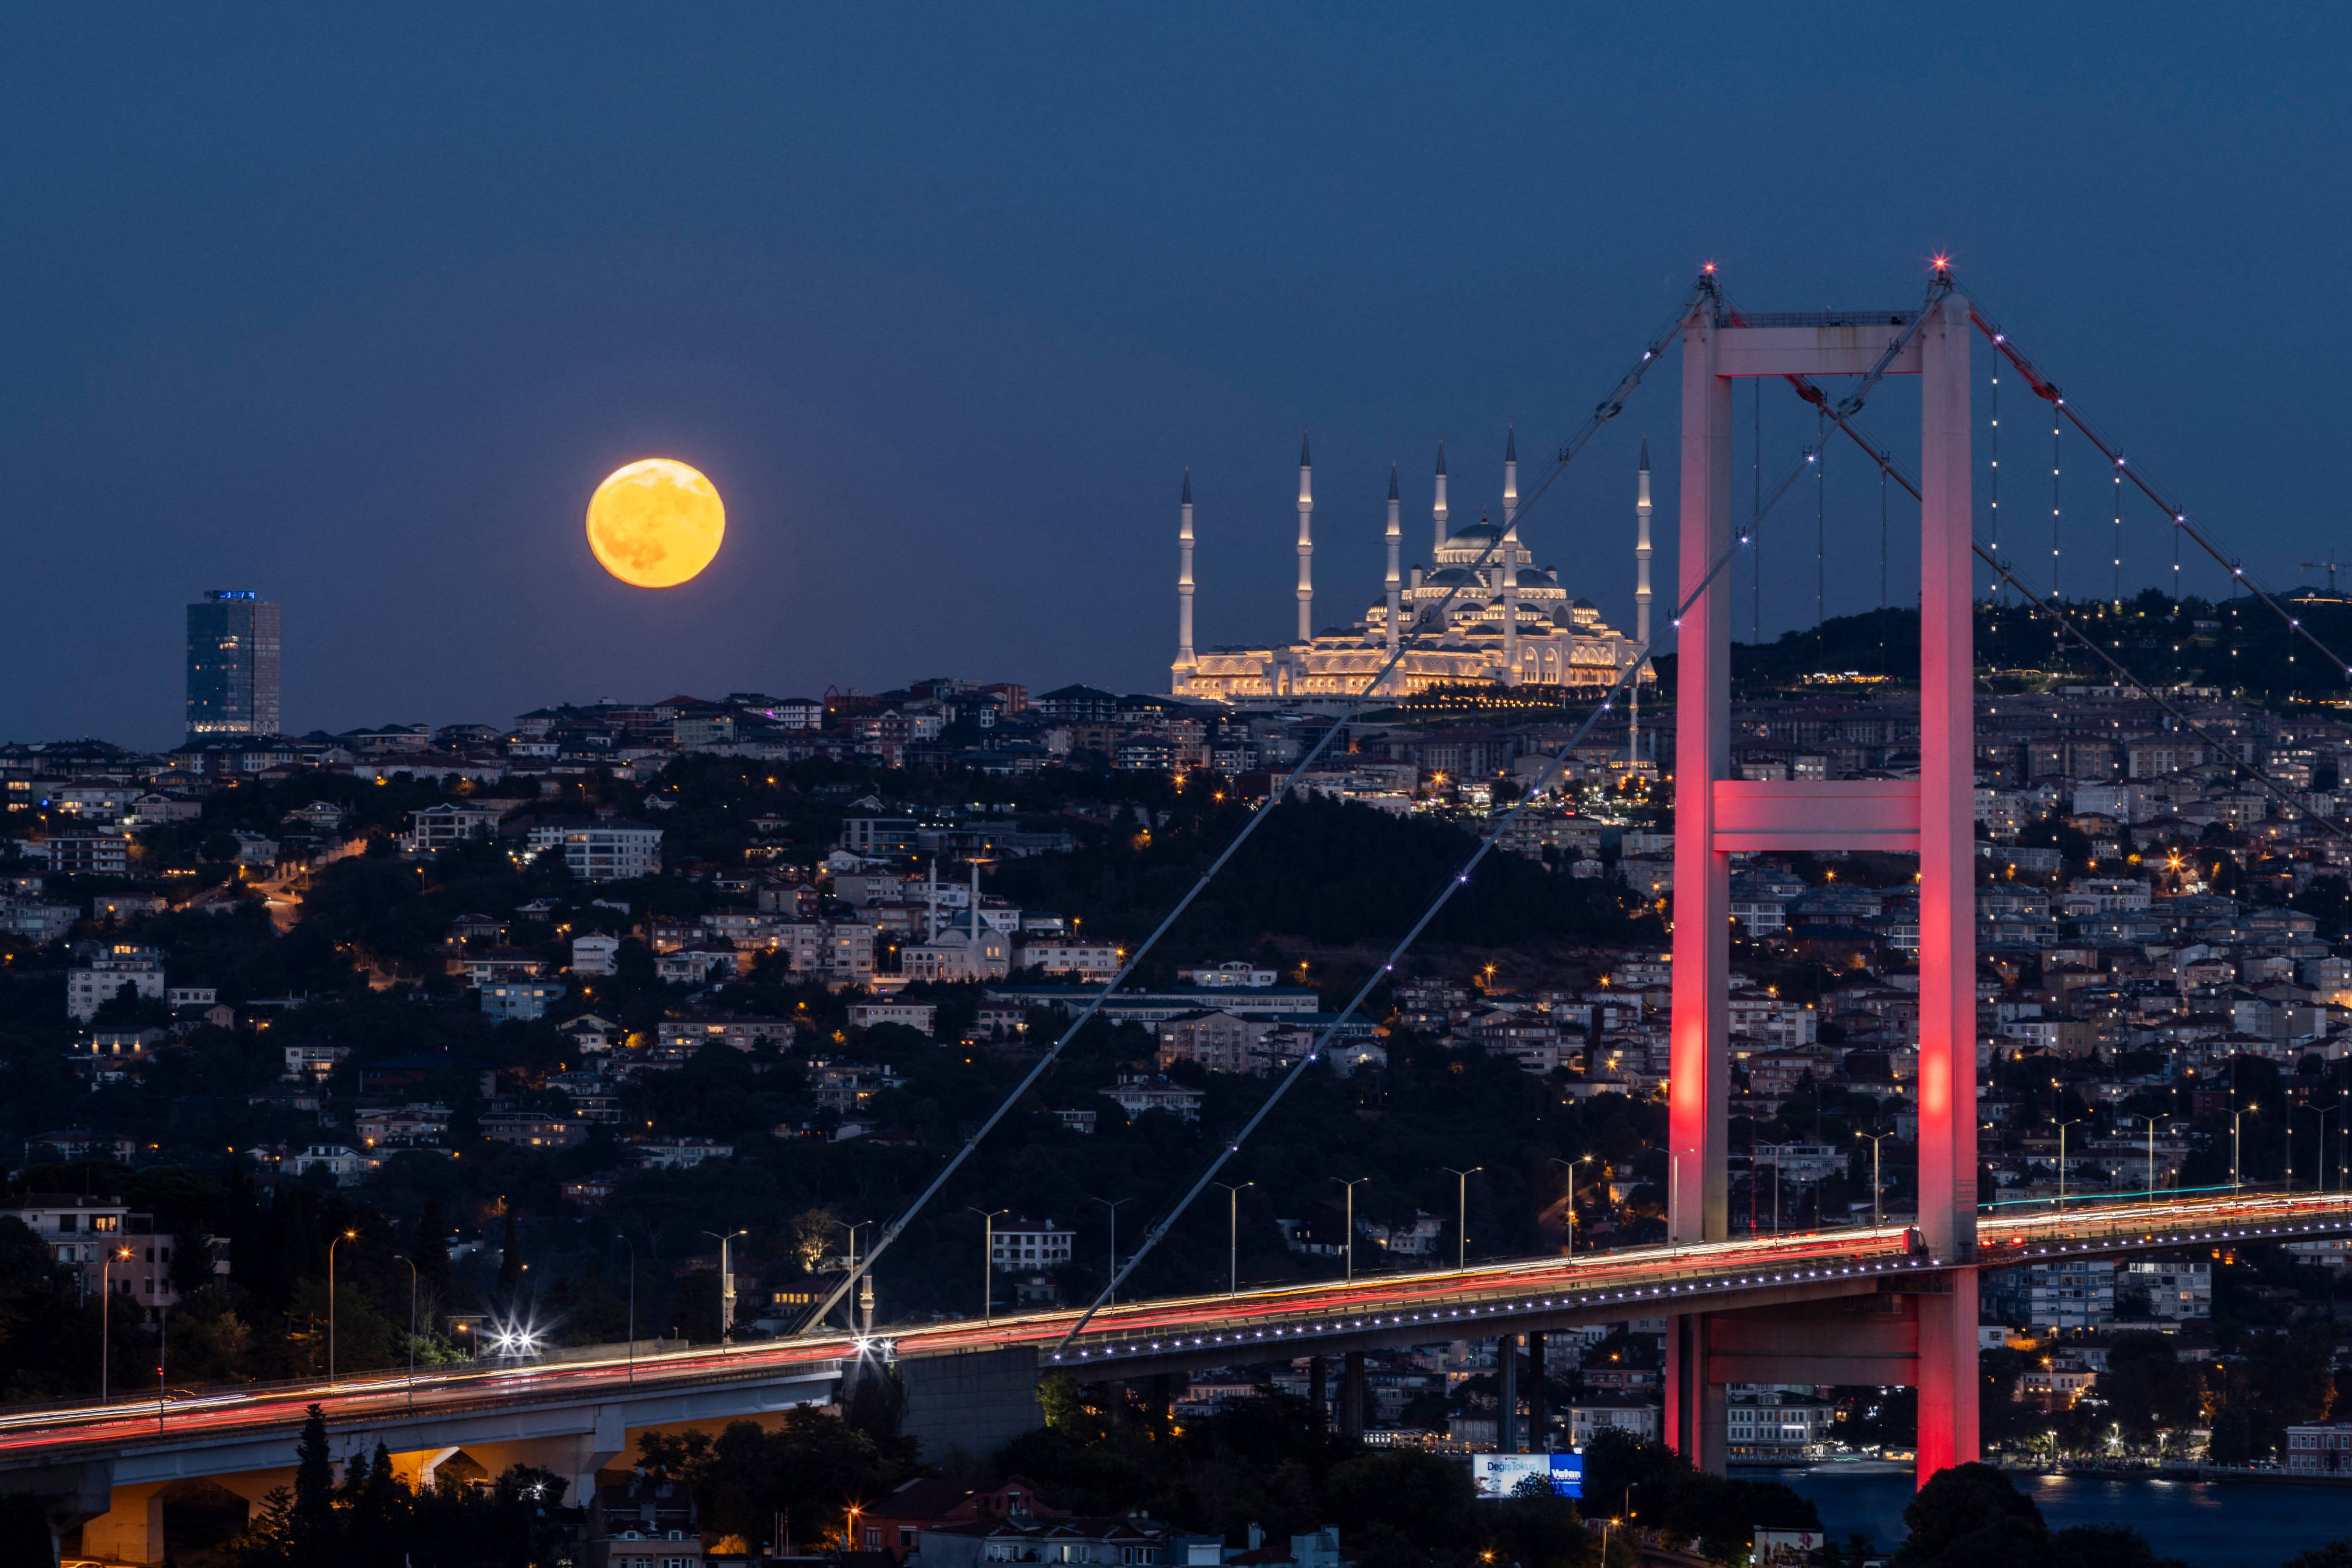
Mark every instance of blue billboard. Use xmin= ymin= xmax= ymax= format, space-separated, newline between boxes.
xmin=1468 ymin=1451 xmax=1583 ymax=1499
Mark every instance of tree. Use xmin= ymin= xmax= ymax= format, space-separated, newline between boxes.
xmin=290 ymin=1404 xmax=338 ymax=1561
xmin=1893 ymin=1464 xmax=2055 ymax=1568
xmin=2285 ymin=1545 xmax=2352 ymax=1568
xmin=2098 ymin=1331 xmax=2200 ymax=1446
xmin=1891 ymin=1465 xmax=2177 ymax=1568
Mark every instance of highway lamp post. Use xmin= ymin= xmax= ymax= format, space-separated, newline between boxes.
xmin=1855 ymin=1131 xmax=1895 ymax=1229
xmin=1756 ymin=1143 xmax=1789 ymax=1234
xmin=98 ymin=1246 xmax=131 ymax=1403
xmin=2230 ymin=1107 xmax=2258 ymax=1193
xmin=2054 ymin=1119 xmax=2086 ymax=1210
xmin=1209 ymin=1183 xmax=1252 ymax=1296
xmin=700 ymin=1229 xmax=748 ymax=1344
xmin=966 ymin=1209 xmax=1008 ymax=1323
xmin=1442 ymin=1167 xmax=1482 ymax=1271
xmin=2304 ymin=1106 xmax=2338 ymax=1194
xmin=1548 ymin=1156 xmax=1593 ymax=1257
xmin=1093 ymin=1198 xmax=1132 ymax=1304
xmin=156 ymin=1304 xmax=168 ymax=1433
xmin=394 ymin=1255 xmax=417 ymax=1407
xmin=328 ymin=1229 xmax=356 ymax=1384
xmin=2132 ymin=1116 xmax=2161 ymax=1201
xmin=1333 ymin=1178 xmax=1369 ymax=1283
xmin=615 ymin=1234 xmax=636 ymax=1381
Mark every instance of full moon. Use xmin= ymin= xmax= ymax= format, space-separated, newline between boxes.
xmin=586 ymin=458 xmax=726 ymax=588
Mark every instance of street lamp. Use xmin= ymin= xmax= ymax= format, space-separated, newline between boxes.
xmin=2230 ymin=1106 xmax=2258 ymax=1193
xmin=392 ymin=1255 xmax=418 ymax=1405
xmin=2130 ymin=1115 xmax=2163 ymax=1201
xmin=1093 ymin=1198 xmax=1132 ymax=1304
xmin=1332 ymin=1178 xmax=1369 ymax=1282
xmin=614 ymin=1234 xmax=636 ymax=1381
xmin=1210 ymin=1182 xmax=1252 ymax=1296
xmin=328 ymin=1229 xmax=357 ymax=1383
xmin=966 ymin=1209 xmax=1008 ymax=1322
xmin=1755 ymin=1143 xmax=1790 ymax=1234
xmin=1548 ymin=1156 xmax=1594 ymax=1257
xmin=2053 ymin=1118 xmax=2086 ymax=1210
xmin=1855 ymin=1130 xmax=1896 ymax=1229
xmin=1441 ymin=1167 xmax=1483 ymax=1271
xmin=2303 ymin=1106 xmax=2338 ymax=1194
xmin=98 ymin=1245 xmax=131 ymax=1402
xmin=699 ymin=1229 xmax=748 ymax=1342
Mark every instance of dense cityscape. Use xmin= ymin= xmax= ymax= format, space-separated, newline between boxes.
xmin=8 ymin=580 xmax=2352 ymax=1564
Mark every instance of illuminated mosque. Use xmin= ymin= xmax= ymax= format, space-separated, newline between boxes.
xmin=1171 ymin=432 xmax=1657 ymax=703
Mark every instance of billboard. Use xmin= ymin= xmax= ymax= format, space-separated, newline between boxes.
xmin=1468 ymin=1452 xmax=1583 ymax=1499
xmin=1752 ymin=1528 xmax=1821 ymax=1566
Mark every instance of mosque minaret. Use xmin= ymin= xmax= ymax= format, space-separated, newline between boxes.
xmin=1173 ymin=432 xmax=1654 ymax=703
xmin=1175 ymin=467 xmax=1196 ymax=672
xmin=1294 ymin=432 xmax=1314 ymax=645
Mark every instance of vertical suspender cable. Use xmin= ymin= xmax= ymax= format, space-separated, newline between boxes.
xmin=1753 ymin=377 xmax=1764 ymax=643
xmin=1816 ymin=407 xmax=1827 ymax=626
xmin=2113 ymin=456 xmax=2123 ymax=611
xmin=1989 ymin=355 xmax=2002 ymax=605
xmin=2051 ymin=396 xmax=2064 ymax=599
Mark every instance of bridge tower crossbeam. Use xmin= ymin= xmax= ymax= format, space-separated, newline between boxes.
xmin=1666 ymin=279 xmax=1976 ymax=1486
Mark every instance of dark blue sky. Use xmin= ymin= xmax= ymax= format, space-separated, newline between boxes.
xmin=5 ymin=6 xmax=2346 ymax=744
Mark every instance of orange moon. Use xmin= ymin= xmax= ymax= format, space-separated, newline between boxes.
xmin=586 ymin=458 xmax=725 ymax=588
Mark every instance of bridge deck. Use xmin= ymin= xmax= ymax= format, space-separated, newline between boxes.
xmin=2 ymin=1191 xmax=2344 ymax=1473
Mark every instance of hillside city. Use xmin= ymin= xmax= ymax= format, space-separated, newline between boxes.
xmin=9 ymin=599 xmax=2352 ymax=1564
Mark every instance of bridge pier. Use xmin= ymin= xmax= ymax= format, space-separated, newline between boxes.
xmin=1526 ymin=1331 xmax=1548 ymax=1450
xmin=1340 ymin=1351 xmax=1366 ymax=1440
xmin=1496 ymin=1334 xmax=1519 ymax=1453
xmin=78 ymin=1479 xmax=165 ymax=1566
xmin=1308 ymin=1355 xmax=1328 ymax=1431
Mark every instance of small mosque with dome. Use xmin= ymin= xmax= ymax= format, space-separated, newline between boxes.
xmin=1171 ymin=429 xmax=1656 ymax=703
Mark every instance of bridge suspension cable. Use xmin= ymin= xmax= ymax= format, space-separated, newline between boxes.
xmin=1799 ymin=387 xmax=2352 ymax=851
xmin=1051 ymin=280 xmax=1960 ymax=1348
xmin=1968 ymin=295 xmax=2352 ymax=682
xmin=792 ymin=277 xmax=1713 ymax=1337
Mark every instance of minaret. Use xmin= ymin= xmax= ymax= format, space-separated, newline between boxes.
xmin=1631 ymin=439 xmax=1654 ymax=763
xmin=1295 ymin=432 xmax=1314 ymax=644
xmin=1502 ymin=424 xmax=1519 ymax=530
xmin=1433 ymin=442 xmax=1450 ymax=556
xmin=1500 ymin=425 xmax=1521 ymax=682
xmin=1383 ymin=463 xmax=1402 ymax=654
xmin=1176 ymin=469 xmax=1196 ymax=673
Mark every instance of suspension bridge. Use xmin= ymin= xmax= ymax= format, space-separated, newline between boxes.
xmin=9 ymin=263 xmax=2348 ymax=1562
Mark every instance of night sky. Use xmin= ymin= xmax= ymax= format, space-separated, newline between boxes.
xmin=5 ymin=7 xmax=2347 ymax=745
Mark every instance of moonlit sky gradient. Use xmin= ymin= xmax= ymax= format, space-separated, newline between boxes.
xmin=3 ymin=6 xmax=2347 ymax=744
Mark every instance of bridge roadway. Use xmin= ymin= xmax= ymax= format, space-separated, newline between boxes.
xmin=4 ymin=1188 xmax=2349 ymax=1488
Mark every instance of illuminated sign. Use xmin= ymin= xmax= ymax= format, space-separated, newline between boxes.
xmin=1468 ymin=1451 xmax=1582 ymax=1499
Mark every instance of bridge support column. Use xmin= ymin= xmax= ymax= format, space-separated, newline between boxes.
xmin=1916 ymin=1272 xmax=1980 ymax=1485
xmin=565 ymin=1404 xmax=628 ymax=1507
xmin=1669 ymin=291 xmax=1734 ymax=1248
xmin=1526 ymin=1332 xmax=1549 ymax=1451
xmin=1496 ymin=1334 xmax=1519 ymax=1452
xmin=1916 ymin=285 xmax=1980 ymax=1484
xmin=79 ymin=1481 xmax=165 ymax=1566
xmin=1340 ymin=1351 xmax=1367 ymax=1440
xmin=1309 ymin=1356 xmax=1328 ymax=1432
xmin=1665 ymin=1315 xmax=1726 ymax=1476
